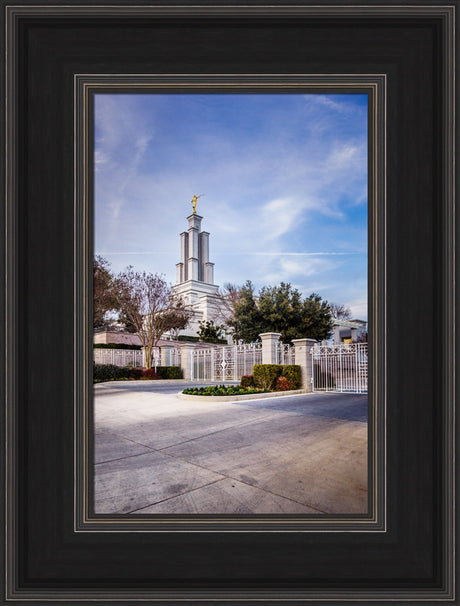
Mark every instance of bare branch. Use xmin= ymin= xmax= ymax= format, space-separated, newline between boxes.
xmin=113 ymin=268 xmax=191 ymax=367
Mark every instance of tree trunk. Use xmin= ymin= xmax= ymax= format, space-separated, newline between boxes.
xmin=143 ymin=346 xmax=153 ymax=368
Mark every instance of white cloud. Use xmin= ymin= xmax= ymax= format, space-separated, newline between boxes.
xmin=260 ymin=197 xmax=306 ymax=239
xmin=258 ymin=254 xmax=340 ymax=288
xmin=279 ymin=256 xmax=338 ymax=277
xmin=328 ymin=144 xmax=360 ymax=169
xmin=310 ymin=95 xmax=349 ymax=113
xmin=347 ymin=298 xmax=368 ymax=320
xmin=94 ymin=150 xmax=108 ymax=166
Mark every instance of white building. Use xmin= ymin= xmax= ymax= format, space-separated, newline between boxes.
xmin=332 ymin=319 xmax=367 ymax=344
xmin=170 ymin=212 xmax=227 ymax=340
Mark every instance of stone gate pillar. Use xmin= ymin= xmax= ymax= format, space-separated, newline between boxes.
xmin=259 ymin=332 xmax=281 ymax=365
xmin=292 ymin=338 xmax=317 ymax=391
xmin=179 ymin=343 xmax=195 ymax=380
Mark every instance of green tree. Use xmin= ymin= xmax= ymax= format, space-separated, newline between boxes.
xmin=93 ymin=255 xmax=118 ymax=328
xmin=116 ymin=310 xmax=138 ymax=333
xmin=230 ymin=281 xmax=334 ymax=344
xmin=228 ymin=280 xmax=262 ymax=343
xmin=197 ymin=320 xmax=225 ymax=343
xmin=300 ymin=293 xmax=334 ymax=341
xmin=257 ymin=282 xmax=304 ymax=342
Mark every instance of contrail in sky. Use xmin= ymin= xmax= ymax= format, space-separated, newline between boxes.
xmin=99 ymin=251 xmax=364 ymax=256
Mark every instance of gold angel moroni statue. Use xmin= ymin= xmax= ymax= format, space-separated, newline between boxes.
xmin=191 ymin=193 xmax=204 ymax=214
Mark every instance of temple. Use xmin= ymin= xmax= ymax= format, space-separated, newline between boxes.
xmin=171 ymin=213 xmax=225 ymax=339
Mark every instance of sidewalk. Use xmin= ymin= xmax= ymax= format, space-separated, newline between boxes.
xmin=94 ymin=382 xmax=368 ymax=515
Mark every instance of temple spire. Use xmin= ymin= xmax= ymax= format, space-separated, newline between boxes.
xmin=171 ymin=206 xmax=221 ymax=340
xmin=175 ymin=211 xmax=215 ymax=285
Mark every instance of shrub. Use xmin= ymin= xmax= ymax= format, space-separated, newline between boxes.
xmin=128 ymin=367 xmax=144 ymax=379
xmin=275 ymin=376 xmax=291 ymax=391
xmin=141 ymin=368 xmax=158 ymax=380
xmin=251 ymin=364 xmax=302 ymax=391
xmin=280 ymin=365 xmax=302 ymax=389
xmin=240 ymin=375 xmax=255 ymax=388
xmin=253 ymin=364 xmax=283 ymax=390
xmin=155 ymin=366 xmax=182 ymax=379
xmin=176 ymin=334 xmax=227 ymax=344
xmin=93 ymin=363 xmax=130 ymax=382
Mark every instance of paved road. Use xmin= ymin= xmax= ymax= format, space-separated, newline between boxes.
xmin=94 ymin=381 xmax=368 ymax=515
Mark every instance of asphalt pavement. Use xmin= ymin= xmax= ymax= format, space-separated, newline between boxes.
xmin=94 ymin=381 xmax=368 ymax=515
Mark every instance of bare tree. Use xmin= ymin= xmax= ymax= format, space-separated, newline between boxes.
xmin=330 ymin=302 xmax=352 ymax=320
xmin=214 ymin=282 xmax=241 ymax=327
xmin=113 ymin=267 xmax=191 ymax=368
xmin=165 ymin=308 xmax=192 ymax=341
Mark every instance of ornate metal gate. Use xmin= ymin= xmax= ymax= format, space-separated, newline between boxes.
xmin=311 ymin=343 xmax=368 ymax=393
xmin=191 ymin=343 xmax=262 ymax=382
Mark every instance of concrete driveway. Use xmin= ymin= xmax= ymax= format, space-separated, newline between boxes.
xmin=94 ymin=381 xmax=368 ymax=515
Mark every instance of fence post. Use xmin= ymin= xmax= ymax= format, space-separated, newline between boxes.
xmin=259 ymin=333 xmax=281 ymax=365
xmin=292 ymin=338 xmax=317 ymax=391
xmin=179 ymin=344 xmax=195 ymax=380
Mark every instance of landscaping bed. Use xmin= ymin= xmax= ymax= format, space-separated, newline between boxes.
xmin=182 ymin=385 xmax=269 ymax=397
xmin=178 ymin=387 xmax=306 ymax=402
xmin=180 ymin=364 xmax=304 ymax=399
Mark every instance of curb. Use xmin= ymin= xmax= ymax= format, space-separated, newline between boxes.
xmin=177 ymin=389 xmax=308 ymax=402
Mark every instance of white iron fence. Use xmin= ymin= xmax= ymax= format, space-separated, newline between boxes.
xmin=161 ymin=347 xmax=182 ymax=367
xmin=191 ymin=342 xmax=263 ymax=382
xmin=276 ymin=342 xmax=296 ymax=365
xmin=94 ymin=348 xmax=159 ymax=368
xmin=311 ymin=343 xmax=368 ymax=393
xmin=169 ymin=347 xmax=181 ymax=367
xmin=94 ymin=342 xmax=367 ymax=392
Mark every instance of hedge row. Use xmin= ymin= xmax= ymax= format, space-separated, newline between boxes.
xmin=176 ymin=335 xmax=227 ymax=344
xmin=251 ymin=364 xmax=302 ymax=391
xmin=93 ymin=364 xmax=131 ymax=382
xmin=156 ymin=366 xmax=182 ymax=379
xmin=93 ymin=363 xmax=182 ymax=383
xmin=94 ymin=343 xmax=142 ymax=350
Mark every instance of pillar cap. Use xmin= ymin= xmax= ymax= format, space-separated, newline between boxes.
xmin=179 ymin=342 xmax=196 ymax=350
xmin=292 ymin=338 xmax=317 ymax=345
xmin=259 ymin=332 xmax=282 ymax=338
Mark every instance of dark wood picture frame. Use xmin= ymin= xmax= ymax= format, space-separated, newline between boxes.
xmin=77 ymin=74 xmax=385 ymax=532
xmin=1 ymin=2 xmax=457 ymax=603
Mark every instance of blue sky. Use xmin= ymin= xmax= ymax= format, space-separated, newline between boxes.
xmin=94 ymin=93 xmax=368 ymax=319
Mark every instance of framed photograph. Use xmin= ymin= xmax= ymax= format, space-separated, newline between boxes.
xmin=2 ymin=2 xmax=456 ymax=603
xmin=82 ymin=76 xmax=382 ymax=530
